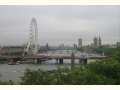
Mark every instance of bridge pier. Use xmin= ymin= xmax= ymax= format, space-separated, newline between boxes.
xmin=34 ymin=59 xmax=42 ymax=64
xmin=71 ymin=52 xmax=75 ymax=69
xmin=37 ymin=59 xmax=42 ymax=64
xmin=56 ymin=59 xmax=59 ymax=64
xmin=34 ymin=59 xmax=38 ymax=64
xmin=79 ymin=59 xmax=83 ymax=64
xmin=83 ymin=58 xmax=87 ymax=64
xmin=59 ymin=58 xmax=63 ymax=64
xmin=79 ymin=58 xmax=87 ymax=65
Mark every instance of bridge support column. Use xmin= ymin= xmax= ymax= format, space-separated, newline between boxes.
xmin=79 ymin=59 xmax=83 ymax=64
xmin=83 ymin=58 xmax=87 ymax=65
xmin=37 ymin=59 xmax=42 ymax=64
xmin=79 ymin=58 xmax=87 ymax=65
xmin=56 ymin=59 xmax=59 ymax=64
xmin=59 ymin=58 xmax=63 ymax=64
xmin=71 ymin=52 xmax=75 ymax=69
xmin=34 ymin=59 xmax=42 ymax=64
xmin=34 ymin=59 xmax=38 ymax=64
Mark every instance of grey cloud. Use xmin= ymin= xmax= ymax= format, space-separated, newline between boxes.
xmin=0 ymin=5 xmax=120 ymax=46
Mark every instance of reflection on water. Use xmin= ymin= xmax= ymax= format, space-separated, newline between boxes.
xmin=0 ymin=59 xmax=96 ymax=81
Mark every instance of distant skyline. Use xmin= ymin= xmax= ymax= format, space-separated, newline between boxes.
xmin=0 ymin=5 xmax=120 ymax=46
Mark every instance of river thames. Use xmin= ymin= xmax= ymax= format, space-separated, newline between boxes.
xmin=0 ymin=59 xmax=96 ymax=82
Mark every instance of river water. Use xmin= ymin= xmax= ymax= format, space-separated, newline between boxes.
xmin=0 ymin=59 xmax=96 ymax=82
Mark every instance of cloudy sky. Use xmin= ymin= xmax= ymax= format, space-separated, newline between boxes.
xmin=0 ymin=5 xmax=120 ymax=46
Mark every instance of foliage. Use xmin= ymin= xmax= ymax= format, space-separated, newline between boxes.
xmin=112 ymin=48 xmax=120 ymax=62
xmin=20 ymin=48 xmax=120 ymax=85
xmin=0 ymin=80 xmax=14 ymax=85
xmin=94 ymin=47 xmax=118 ymax=56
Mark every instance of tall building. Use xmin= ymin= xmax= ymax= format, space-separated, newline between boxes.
xmin=93 ymin=37 xmax=98 ymax=47
xmin=93 ymin=36 xmax=102 ymax=47
xmin=46 ymin=43 xmax=49 ymax=50
xmin=78 ymin=38 xmax=82 ymax=48
xmin=98 ymin=36 xmax=102 ymax=46
xmin=73 ymin=44 xmax=77 ymax=49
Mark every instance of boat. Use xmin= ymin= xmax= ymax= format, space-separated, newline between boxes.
xmin=8 ymin=61 xmax=16 ymax=65
xmin=8 ymin=59 xmax=18 ymax=65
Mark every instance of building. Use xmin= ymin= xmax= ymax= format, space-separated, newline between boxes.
xmin=46 ymin=43 xmax=49 ymax=50
xmin=0 ymin=46 xmax=24 ymax=55
xmin=73 ymin=44 xmax=77 ymax=49
xmin=78 ymin=38 xmax=82 ymax=48
xmin=93 ymin=37 xmax=98 ymax=47
xmin=93 ymin=36 xmax=102 ymax=47
xmin=98 ymin=36 xmax=102 ymax=46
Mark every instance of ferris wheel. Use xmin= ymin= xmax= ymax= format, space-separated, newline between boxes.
xmin=23 ymin=18 xmax=38 ymax=56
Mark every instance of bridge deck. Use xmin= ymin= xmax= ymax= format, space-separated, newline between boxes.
xmin=0 ymin=53 xmax=107 ymax=60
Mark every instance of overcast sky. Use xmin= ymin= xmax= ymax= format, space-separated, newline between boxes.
xmin=0 ymin=5 xmax=120 ymax=46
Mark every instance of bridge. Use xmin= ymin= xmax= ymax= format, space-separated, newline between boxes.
xmin=0 ymin=53 xmax=107 ymax=60
xmin=0 ymin=52 xmax=107 ymax=65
